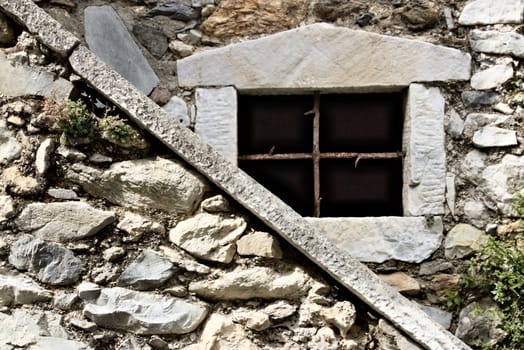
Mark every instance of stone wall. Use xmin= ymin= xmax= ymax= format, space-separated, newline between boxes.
xmin=1 ymin=0 xmax=524 ymax=349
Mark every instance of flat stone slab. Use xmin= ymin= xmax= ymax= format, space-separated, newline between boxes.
xmin=178 ymin=23 xmax=471 ymax=91
xmin=69 ymin=45 xmax=471 ymax=350
xmin=403 ymin=84 xmax=446 ymax=216
xmin=0 ymin=269 xmax=52 ymax=306
xmin=459 ymin=0 xmax=524 ymax=25
xmin=306 ymin=217 xmax=443 ymax=263
xmin=470 ymin=29 xmax=524 ymax=58
xmin=472 ymin=126 xmax=517 ymax=148
xmin=84 ymin=5 xmax=159 ymax=95
xmin=0 ymin=0 xmax=79 ymax=57
xmin=470 ymin=64 xmax=514 ymax=90
xmin=83 ymin=287 xmax=207 ymax=334
xmin=0 ymin=54 xmax=73 ymax=100
xmin=15 ymin=201 xmax=115 ymax=242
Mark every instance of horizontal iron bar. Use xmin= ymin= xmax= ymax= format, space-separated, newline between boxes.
xmin=238 ymin=151 xmax=404 ymax=160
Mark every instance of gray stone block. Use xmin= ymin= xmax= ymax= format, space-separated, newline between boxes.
xmin=195 ymin=87 xmax=237 ymax=163
xmin=84 ymin=6 xmax=159 ymax=95
xmin=403 ymin=84 xmax=446 ymax=216
xmin=178 ymin=23 xmax=471 ymax=91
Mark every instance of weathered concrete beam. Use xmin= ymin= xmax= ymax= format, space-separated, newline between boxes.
xmin=0 ymin=0 xmax=79 ymax=57
xmin=69 ymin=45 xmax=470 ymax=350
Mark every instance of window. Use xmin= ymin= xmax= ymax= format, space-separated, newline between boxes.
xmin=238 ymin=93 xmax=405 ymax=217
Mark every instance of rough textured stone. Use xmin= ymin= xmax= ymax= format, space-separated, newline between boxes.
xmin=118 ymin=250 xmax=174 ymax=290
xmin=472 ymin=126 xmax=517 ymax=148
xmin=185 ymin=313 xmax=259 ymax=350
xmin=0 ymin=0 xmax=79 ymax=56
xmin=2 ymin=166 xmax=40 ymax=195
xmin=84 ymin=6 xmax=159 ymax=95
xmin=374 ymin=319 xmax=423 ymax=350
xmin=0 ymin=194 xmax=15 ymax=222
xmin=117 ymin=212 xmax=165 ymax=242
xmin=470 ymin=29 xmax=524 ymax=58
xmin=69 ymin=44 xmax=470 ymax=350
xmin=461 ymin=150 xmax=486 ymax=185
xmin=195 ymin=87 xmax=237 ymax=163
xmin=446 ymin=108 xmax=464 ymax=139
xmin=263 ymin=300 xmax=297 ymax=321
xmin=0 ymin=54 xmax=72 ymax=100
xmin=0 ymin=269 xmax=52 ymax=306
xmin=462 ymin=90 xmax=499 ymax=108
xmin=418 ymin=304 xmax=452 ymax=330
xmin=399 ymin=2 xmax=440 ymax=31
xmin=307 ymin=217 xmax=443 ymax=263
xmin=77 ymin=281 xmax=101 ymax=301
xmin=132 ymin=24 xmax=168 ymax=59
xmin=178 ymin=23 xmax=471 ymax=91
xmin=169 ymin=212 xmax=246 ymax=263
xmin=47 ymin=188 xmax=79 ymax=200
xmin=481 ymin=154 xmax=524 ymax=215
xmin=66 ymin=158 xmax=207 ymax=214
xmin=162 ymin=95 xmax=190 ymax=127
xmin=459 ymin=0 xmax=524 ymax=25
xmin=0 ymin=309 xmax=90 ymax=349
xmin=200 ymin=194 xmax=230 ymax=212
xmin=403 ymin=84 xmax=446 ymax=216
xmin=168 ymin=40 xmax=194 ymax=57
xmin=446 ymin=174 xmax=456 ymax=216
xmin=455 ymin=298 xmax=507 ymax=347
xmin=470 ymin=64 xmax=514 ymax=90
xmin=0 ymin=120 xmax=22 ymax=164
xmin=16 ymin=201 xmax=115 ymax=242
xmin=378 ymin=272 xmax=420 ymax=296
xmin=158 ymin=246 xmax=211 ymax=274
xmin=189 ymin=265 xmax=310 ymax=300
xmin=236 ymin=231 xmax=282 ymax=258
xmin=145 ymin=1 xmax=199 ymax=21
xmin=201 ymin=0 xmax=306 ymax=38
xmin=9 ymin=234 xmax=84 ymax=286
xmin=463 ymin=113 xmax=512 ymax=137
xmin=463 ymin=200 xmax=489 ymax=228
xmin=444 ymin=224 xmax=489 ymax=259
xmin=83 ymin=287 xmax=207 ymax=334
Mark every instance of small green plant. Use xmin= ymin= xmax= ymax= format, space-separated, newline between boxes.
xmin=100 ymin=115 xmax=136 ymax=143
xmin=57 ymin=99 xmax=95 ymax=139
xmin=444 ymin=289 xmax=463 ymax=311
xmin=458 ymin=194 xmax=524 ymax=348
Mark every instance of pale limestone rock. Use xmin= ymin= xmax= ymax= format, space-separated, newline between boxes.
xmin=446 ymin=108 xmax=464 ymax=138
xmin=481 ymin=155 xmax=524 ymax=215
xmin=307 ymin=217 xmax=443 ymax=263
xmin=178 ymin=23 xmax=471 ymax=90
xmin=444 ymin=224 xmax=489 ymax=259
xmin=117 ymin=212 xmax=165 ymax=242
xmin=53 ymin=291 xmax=78 ymax=311
xmin=201 ymin=0 xmax=306 ymax=38
xmin=0 ymin=55 xmax=72 ymax=100
xmin=16 ymin=201 xmax=115 ymax=242
xmin=77 ymin=281 xmax=101 ymax=301
xmin=493 ymin=102 xmax=514 ymax=114
xmin=0 ymin=270 xmax=52 ymax=306
xmin=200 ymin=194 xmax=230 ymax=212
xmin=83 ymin=287 xmax=207 ymax=334
xmin=9 ymin=234 xmax=84 ymax=286
xmin=378 ymin=272 xmax=420 ymax=296
xmin=66 ymin=158 xmax=208 ymax=214
xmin=0 ymin=120 xmax=22 ymax=164
xmin=168 ymin=40 xmax=194 ymax=57
xmin=35 ymin=138 xmax=55 ymax=175
xmin=2 ymin=166 xmax=40 ymax=195
xmin=470 ymin=30 xmax=524 ymax=58
xmin=472 ymin=126 xmax=517 ymax=148
xmin=446 ymin=174 xmax=456 ymax=216
xmin=162 ymin=96 xmax=190 ymax=128
xmin=237 ymin=231 xmax=282 ymax=258
xmin=403 ymin=84 xmax=446 ymax=216
xmin=47 ymin=188 xmax=79 ymax=200
xmin=263 ymin=300 xmax=297 ymax=321
xmin=117 ymin=250 xmax=174 ymax=290
xmin=169 ymin=212 xmax=246 ymax=263
xmin=320 ymin=301 xmax=357 ymax=337
xmin=232 ymin=310 xmax=271 ymax=331
xmin=310 ymin=326 xmax=338 ymax=350
xmin=463 ymin=113 xmax=512 ymax=137
xmin=463 ymin=201 xmax=489 ymax=228
xmin=158 ymin=245 xmax=211 ymax=274
xmin=0 ymin=194 xmax=14 ymax=222
xmin=84 ymin=6 xmax=159 ymax=94
xmin=185 ymin=314 xmax=259 ymax=350
xmin=195 ymin=87 xmax=237 ymax=163
xmin=471 ymin=64 xmax=514 ymax=90
xmin=455 ymin=299 xmax=507 ymax=347
xmin=418 ymin=304 xmax=452 ymax=330
xmin=459 ymin=0 xmax=524 ymax=25
xmin=103 ymin=247 xmax=126 ymax=262
xmin=189 ymin=265 xmax=310 ymax=300
xmin=461 ymin=150 xmax=486 ymax=185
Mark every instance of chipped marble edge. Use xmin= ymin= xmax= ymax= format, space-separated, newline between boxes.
xmin=0 ymin=0 xmax=79 ymax=57
xmin=0 ymin=0 xmax=472 ymax=348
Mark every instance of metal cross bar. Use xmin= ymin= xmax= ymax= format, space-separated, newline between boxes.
xmin=238 ymin=151 xmax=404 ymax=161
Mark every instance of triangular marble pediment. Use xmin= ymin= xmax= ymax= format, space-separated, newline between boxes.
xmin=178 ymin=23 xmax=471 ymax=92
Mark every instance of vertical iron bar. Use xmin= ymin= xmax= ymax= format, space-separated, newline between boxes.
xmin=312 ymin=93 xmax=321 ymax=217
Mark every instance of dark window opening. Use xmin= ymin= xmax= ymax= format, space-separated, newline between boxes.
xmin=238 ymin=92 xmax=405 ymax=217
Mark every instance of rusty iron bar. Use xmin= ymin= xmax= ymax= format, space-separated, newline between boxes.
xmin=238 ymin=151 xmax=404 ymax=161
xmin=311 ymin=93 xmax=321 ymax=217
